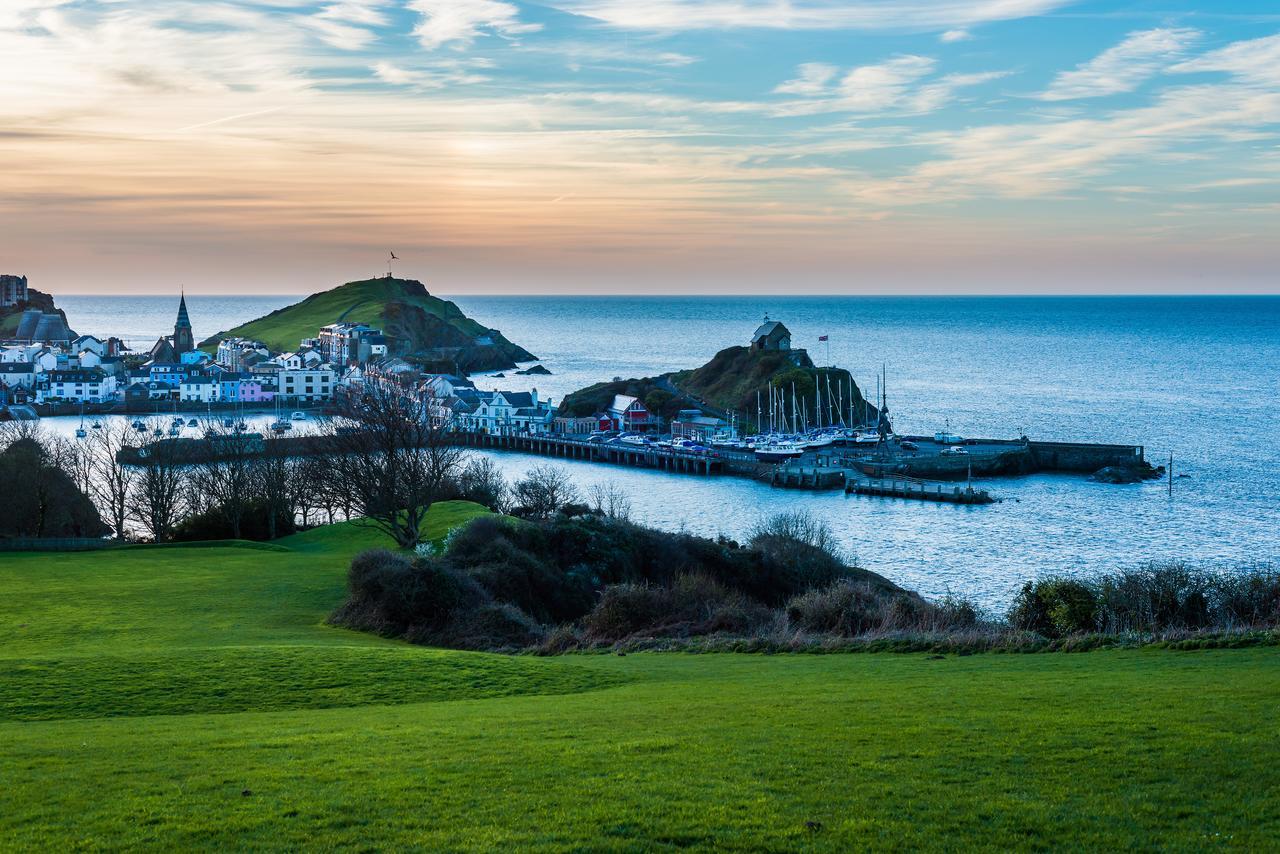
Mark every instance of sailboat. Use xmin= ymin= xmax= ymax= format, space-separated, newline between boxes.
xmin=75 ymin=404 xmax=87 ymax=439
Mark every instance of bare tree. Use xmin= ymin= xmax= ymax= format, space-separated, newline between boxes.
xmin=588 ymin=481 xmax=632 ymax=520
xmin=511 ymin=464 xmax=579 ymax=519
xmin=191 ymin=422 xmax=257 ymax=540
xmin=129 ymin=419 xmax=189 ymax=542
xmin=456 ymin=456 xmax=507 ymax=511
xmin=82 ymin=420 xmax=140 ymax=540
xmin=322 ymin=382 xmax=465 ymax=548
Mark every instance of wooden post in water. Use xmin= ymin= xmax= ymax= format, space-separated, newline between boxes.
xmin=1168 ymin=452 xmax=1173 ymax=497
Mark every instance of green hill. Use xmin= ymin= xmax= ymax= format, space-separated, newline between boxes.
xmin=1 ymin=503 xmax=1278 ymax=847
xmin=199 ymin=277 xmax=534 ymax=372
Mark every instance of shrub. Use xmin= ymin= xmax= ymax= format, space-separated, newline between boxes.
xmin=171 ymin=498 xmax=296 ymax=542
xmin=786 ymin=580 xmax=888 ymax=636
xmin=582 ymin=584 xmax=674 ymax=640
xmin=1008 ymin=578 xmax=1097 ymax=638
xmin=440 ymin=602 xmax=544 ymax=650
xmin=337 ymin=548 xmax=486 ymax=634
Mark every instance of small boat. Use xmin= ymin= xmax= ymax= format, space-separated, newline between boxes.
xmin=75 ymin=427 xmax=88 ymax=439
xmin=854 ymin=431 xmax=881 ymax=445
xmin=271 ymin=420 xmax=292 ymax=433
xmin=167 ymin=425 xmax=181 ymax=437
xmin=153 ymin=428 xmax=164 ymax=437
xmin=91 ymin=420 xmax=103 ymax=430
xmin=291 ymin=411 xmax=306 ymax=421
xmin=222 ymin=418 xmax=235 ymax=428
xmin=754 ymin=442 xmax=805 ymax=463
xmin=234 ymin=421 xmax=248 ymax=432
xmin=172 ymin=415 xmax=184 ymax=425
xmin=131 ymin=419 xmax=145 ymax=430
xmin=187 ymin=419 xmax=198 ymax=427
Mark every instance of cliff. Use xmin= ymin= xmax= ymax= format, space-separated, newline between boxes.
xmin=0 ymin=289 xmax=72 ymax=338
xmin=198 ymin=277 xmax=535 ymax=372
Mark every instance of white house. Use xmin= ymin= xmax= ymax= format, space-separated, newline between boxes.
xmin=71 ymin=335 xmax=106 ymax=357
xmin=180 ymin=375 xmax=219 ymax=403
xmin=39 ymin=368 xmax=118 ymax=403
xmin=276 ymin=366 xmax=335 ymax=402
xmin=467 ymin=390 xmax=554 ymax=435
xmin=78 ymin=349 xmax=102 ymax=368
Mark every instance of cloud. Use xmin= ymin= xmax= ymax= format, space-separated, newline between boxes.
xmin=939 ymin=29 xmax=971 ymax=43
xmin=772 ymin=56 xmax=1006 ymax=115
xmin=774 ymin=62 xmax=838 ymax=95
xmin=843 ymin=79 xmax=1280 ymax=205
xmin=1171 ymin=32 xmax=1280 ymax=86
xmin=546 ymin=0 xmax=1068 ymax=31
xmin=407 ymin=0 xmax=541 ymax=50
xmin=1040 ymin=27 xmax=1200 ymax=101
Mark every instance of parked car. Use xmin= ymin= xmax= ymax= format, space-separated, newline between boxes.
xmin=900 ymin=440 xmax=918 ymax=451
xmin=940 ymin=445 xmax=969 ymax=456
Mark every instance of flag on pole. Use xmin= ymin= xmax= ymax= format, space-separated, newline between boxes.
xmin=818 ymin=335 xmax=829 ymax=342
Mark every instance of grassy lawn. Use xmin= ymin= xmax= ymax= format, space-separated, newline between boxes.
xmin=2 ymin=501 xmax=1277 ymax=849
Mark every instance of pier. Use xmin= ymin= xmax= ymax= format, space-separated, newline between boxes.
xmin=456 ymin=431 xmax=723 ymax=475
xmin=846 ymin=474 xmax=994 ymax=505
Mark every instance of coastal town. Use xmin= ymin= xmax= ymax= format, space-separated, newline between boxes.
xmin=2 ymin=274 xmax=1154 ymax=498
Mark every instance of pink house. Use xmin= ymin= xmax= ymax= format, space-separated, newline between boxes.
xmin=238 ymin=379 xmax=274 ymax=402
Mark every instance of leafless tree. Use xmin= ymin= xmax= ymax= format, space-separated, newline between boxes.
xmin=129 ymin=424 xmax=189 ymax=542
xmin=191 ymin=421 xmax=258 ymax=540
xmin=456 ymin=456 xmax=508 ymax=511
xmin=82 ymin=420 xmax=140 ymax=540
xmin=249 ymin=441 xmax=303 ymax=541
xmin=321 ymin=381 xmax=465 ymax=548
xmin=588 ymin=481 xmax=632 ymax=520
xmin=511 ymin=464 xmax=579 ymax=519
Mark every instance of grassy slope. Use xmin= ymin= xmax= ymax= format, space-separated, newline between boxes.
xmin=2 ymin=505 xmax=1278 ymax=849
xmin=197 ymin=278 xmax=490 ymax=353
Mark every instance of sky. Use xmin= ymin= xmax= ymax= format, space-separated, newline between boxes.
xmin=2 ymin=1 xmax=1279 ymax=295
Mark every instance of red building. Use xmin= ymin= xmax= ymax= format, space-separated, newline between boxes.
xmin=608 ymin=394 xmax=651 ymax=431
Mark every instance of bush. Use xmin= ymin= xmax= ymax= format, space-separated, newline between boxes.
xmin=172 ymin=499 xmax=296 ymax=542
xmin=787 ymin=580 xmax=888 ymax=636
xmin=582 ymin=584 xmax=674 ymax=640
xmin=337 ymin=548 xmax=486 ymax=635
xmin=439 ymin=602 xmax=544 ymax=650
xmin=1008 ymin=579 xmax=1097 ymax=638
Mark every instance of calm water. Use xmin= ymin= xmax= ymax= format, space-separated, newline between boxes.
xmin=51 ymin=293 xmax=1280 ymax=608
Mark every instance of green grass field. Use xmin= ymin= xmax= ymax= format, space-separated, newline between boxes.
xmin=2 ymin=501 xmax=1277 ymax=850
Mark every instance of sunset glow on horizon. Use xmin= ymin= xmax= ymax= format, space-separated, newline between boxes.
xmin=3 ymin=1 xmax=1280 ymax=295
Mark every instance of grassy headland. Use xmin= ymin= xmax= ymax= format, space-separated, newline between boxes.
xmin=2 ymin=502 xmax=1278 ymax=848
xmin=197 ymin=277 xmax=534 ymax=371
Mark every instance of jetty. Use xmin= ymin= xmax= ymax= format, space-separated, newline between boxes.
xmin=846 ymin=474 xmax=994 ymax=505
xmin=456 ymin=431 xmax=723 ymax=475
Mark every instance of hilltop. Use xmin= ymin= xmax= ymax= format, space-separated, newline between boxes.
xmin=199 ymin=277 xmax=534 ymax=372
xmin=561 ymin=343 xmax=872 ymax=428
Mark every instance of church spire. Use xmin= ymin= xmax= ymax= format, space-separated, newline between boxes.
xmin=175 ymin=289 xmax=191 ymax=330
xmin=172 ymin=289 xmax=194 ymax=354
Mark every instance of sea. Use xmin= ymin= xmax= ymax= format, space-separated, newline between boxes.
xmin=47 ymin=293 xmax=1280 ymax=610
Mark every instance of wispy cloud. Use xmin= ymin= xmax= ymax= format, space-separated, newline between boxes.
xmin=939 ymin=29 xmax=971 ymax=43
xmin=772 ymin=56 xmax=1007 ymax=116
xmin=407 ymin=0 xmax=541 ymax=50
xmin=1171 ymin=32 xmax=1280 ymax=86
xmin=547 ymin=0 xmax=1070 ymax=31
xmin=1040 ymin=27 xmax=1200 ymax=100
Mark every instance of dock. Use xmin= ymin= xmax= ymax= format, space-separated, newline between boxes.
xmin=456 ymin=431 xmax=723 ymax=475
xmin=846 ymin=474 xmax=994 ymax=505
